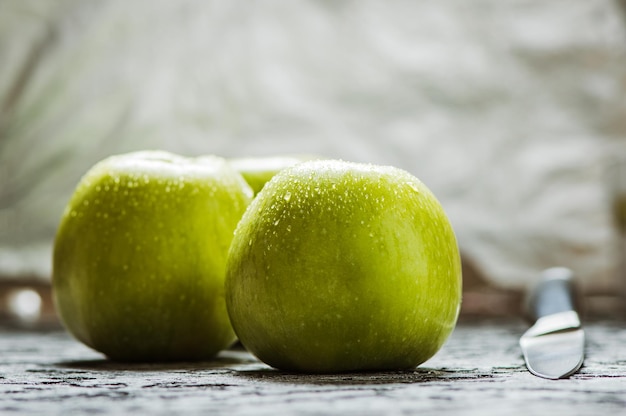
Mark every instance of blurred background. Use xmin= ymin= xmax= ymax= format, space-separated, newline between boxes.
xmin=1 ymin=0 xmax=626 ymax=327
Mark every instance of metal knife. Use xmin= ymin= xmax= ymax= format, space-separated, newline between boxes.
xmin=519 ymin=267 xmax=585 ymax=379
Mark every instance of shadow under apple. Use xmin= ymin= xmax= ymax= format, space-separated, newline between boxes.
xmin=53 ymin=349 xmax=258 ymax=372
xmin=232 ymin=367 xmax=492 ymax=386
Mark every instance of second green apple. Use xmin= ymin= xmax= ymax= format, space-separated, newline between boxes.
xmin=53 ymin=151 xmax=253 ymax=362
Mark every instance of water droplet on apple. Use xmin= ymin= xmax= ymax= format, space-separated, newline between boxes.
xmin=283 ymin=191 xmax=292 ymax=202
xmin=95 ymin=185 xmax=102 ymax=192
xmin=407 ymin=182 xmax=420 ymax=193
xmin=70 ymin=210 xmax=77 ymax=218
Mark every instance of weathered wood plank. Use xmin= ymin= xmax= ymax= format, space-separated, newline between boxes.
xmin=0 ymin=320 xmax=624 ymax=415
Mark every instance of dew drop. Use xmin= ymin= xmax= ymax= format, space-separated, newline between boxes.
xmin=407 ymin=182 xmax=420 ymax=193
xmin=283 ymin=191 xmax=292 ymax=202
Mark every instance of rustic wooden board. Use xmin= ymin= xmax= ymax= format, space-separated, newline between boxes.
xmin=0 ymin=319 xmax=625 ymax=415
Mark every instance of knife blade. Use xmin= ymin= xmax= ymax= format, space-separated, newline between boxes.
xmin=519 ymin=267 xmax=585 ymax=379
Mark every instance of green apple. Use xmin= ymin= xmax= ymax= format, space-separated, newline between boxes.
xmin=229 ymin=155 xmax=317 ymax=195
xmin=225 ymin=159 xmax=462 ymax=373
xmin=53 ymin=150 xmax=254 ymax=362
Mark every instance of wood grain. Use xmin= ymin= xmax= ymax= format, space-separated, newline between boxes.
xmin=0 ymin=319 xmax=624 ymax=415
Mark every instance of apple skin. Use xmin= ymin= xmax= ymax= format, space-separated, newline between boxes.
xmin=229 ymin=155 xmax=317 ymax=195
xmin=225 ymin=159 xmax=462 ymax=373
xmin=53 ymin=151 xmax=253 ymax=362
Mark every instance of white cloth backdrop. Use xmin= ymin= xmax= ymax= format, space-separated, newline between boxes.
xmin=1 ymin=0 xmax=625 ymax=292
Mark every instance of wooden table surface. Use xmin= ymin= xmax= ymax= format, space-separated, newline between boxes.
xmin=0 ymin=319 xmax=625 ymax=415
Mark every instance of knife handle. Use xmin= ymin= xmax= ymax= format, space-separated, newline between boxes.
xmin=527 ymin=267 xmax=579 ymax=321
